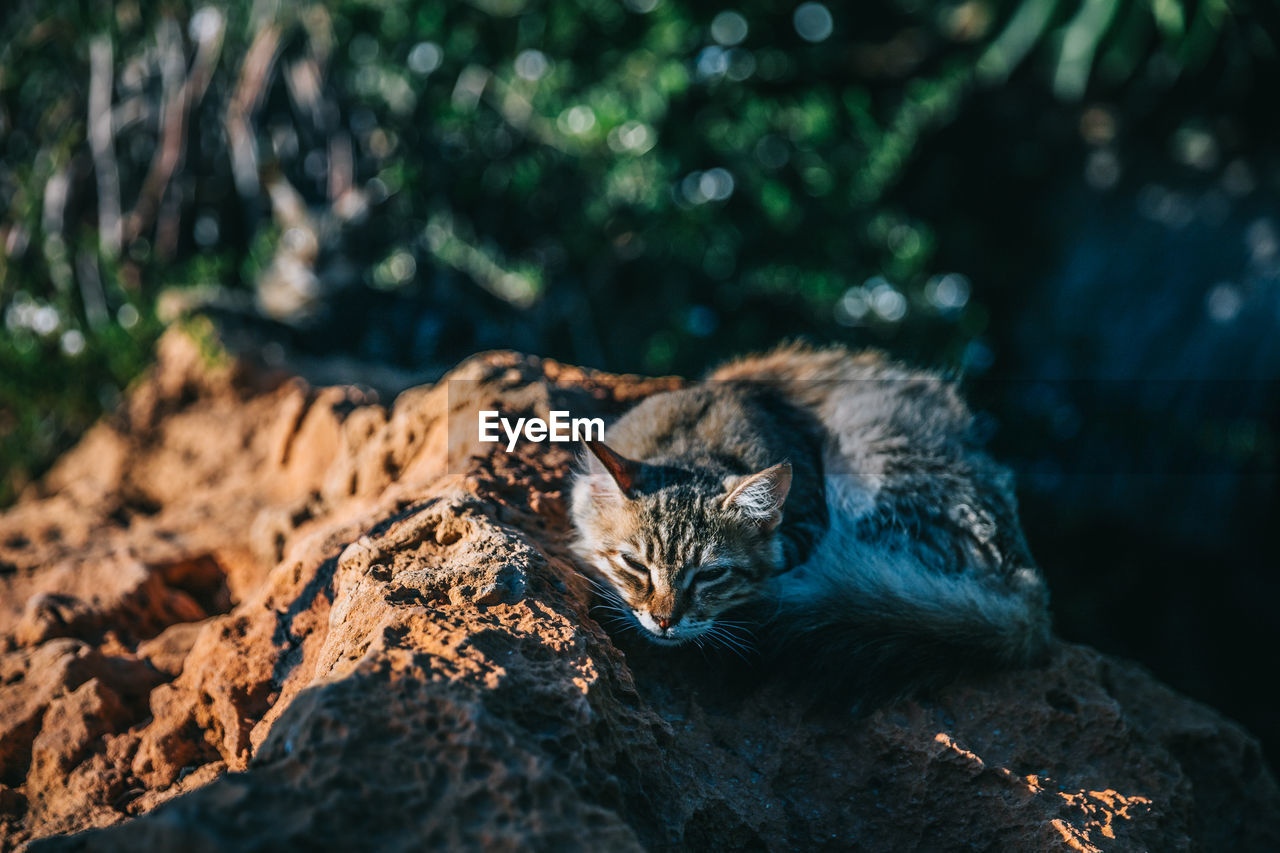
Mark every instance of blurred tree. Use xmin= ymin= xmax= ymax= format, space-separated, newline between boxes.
xmin=1 ymin=0 xmax=1276 ymax=503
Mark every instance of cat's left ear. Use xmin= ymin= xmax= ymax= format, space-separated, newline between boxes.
xmin=723 ymin=461 xmax=792 ymax=532
xmin=583 ymin=440 xmax=643 ymax=499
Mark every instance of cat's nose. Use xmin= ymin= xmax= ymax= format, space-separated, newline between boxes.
xmin=656 ymin=617 xmax=672 ymax=630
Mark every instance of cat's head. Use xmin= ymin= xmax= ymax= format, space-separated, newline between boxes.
xmin=569 ymin=439 xmax=791 ymax=645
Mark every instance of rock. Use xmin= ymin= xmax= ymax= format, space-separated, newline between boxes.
xmin=133 ymin=622 xmax=205 ymax=679
xmin=12 ymin=563 xmax=208 ymax=649
xmin=0 ymin=641 xmax=159 ymax=789
xmin=23 ymin=680 xmax=134 ymax=837
xmin=0 ymin=328 xmax=1276 ymax=852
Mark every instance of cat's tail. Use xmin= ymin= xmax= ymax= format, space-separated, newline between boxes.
xmin=705 ymin=341 xmax=896 ymax=411
xmin=765 ymin=481 xmax=1052 ymax=702
xmin=708 ymin=340 xmax=889 ymax=382
xmin=706 ymin=340 xmax=953 ymax=419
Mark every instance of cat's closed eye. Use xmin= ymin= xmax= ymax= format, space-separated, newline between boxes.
xmin=615 ymin=552 xmax=649 ymax=576
xmin=695 ymin=566 xmax=728 ymax=584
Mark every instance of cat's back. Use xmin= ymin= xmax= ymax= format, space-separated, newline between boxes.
xmin=605 ymin=383 xmax=823 ymax=477
xmin=711 ymin=342 xmax=1036 ymax=577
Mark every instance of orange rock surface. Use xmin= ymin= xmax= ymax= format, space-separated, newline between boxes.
xmin=1 ymin=331 xmax=1276 ymax=851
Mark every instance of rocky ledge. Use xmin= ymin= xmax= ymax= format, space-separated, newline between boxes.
xmin=0 ymin=330 xmax=1276 ymax=851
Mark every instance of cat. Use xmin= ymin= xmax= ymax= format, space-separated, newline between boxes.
xmin=569 ymin=342 xmax=1051 ymax=697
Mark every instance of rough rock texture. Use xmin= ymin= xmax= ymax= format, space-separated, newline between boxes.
xmin=1 ymin=330 xmax=1277 ymax=852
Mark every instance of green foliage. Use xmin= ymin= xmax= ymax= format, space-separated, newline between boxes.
xmin=0 ymin=265 xmax=159 ymax=503
xmin=0 ymin=0 xmax=1270 ymax=502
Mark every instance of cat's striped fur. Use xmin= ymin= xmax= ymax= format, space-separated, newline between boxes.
xmin=570 ymin=343 xmax=1051 ymax=694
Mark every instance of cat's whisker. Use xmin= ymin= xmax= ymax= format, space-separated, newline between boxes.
xmin=580 ymin=575 xmax=620 ymax=599
xmin=716 ymin=640 xmax=754 ymax=662
xmin=709 ymin=625 xmax=750 ymax=647
xmin=715 ymin=620 xmax=757 ymax=641
xmin=581 ymin=577 xmax=630 ymax=611
xmin=706 ymin=632 xmax=751 ymax=663
xmin=596 ymin=613 xmax=638 ymax=633
xmin=704 ymin=624 xmax=756 ymax=661
xmin=590 ymin=604 xmax=634 ymax=621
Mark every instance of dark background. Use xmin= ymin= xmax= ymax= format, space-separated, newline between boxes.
xmin=2 ymin=1 xmax=1277 ymax=764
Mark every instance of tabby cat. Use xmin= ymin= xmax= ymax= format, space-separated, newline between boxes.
xmin=569 ymin=343 xmax=1051 ymax=695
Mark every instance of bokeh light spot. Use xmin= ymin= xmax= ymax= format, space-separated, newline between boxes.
xmin=188 ymin=7 xmax=223 ymax=45
xmin=1205 ymin=282 xmax=1243 ymax=323
xmin=408 ymin=42 xmax=443 ymax=75
xmin=869 ymin=278 xmax=908 ymax=322
xmin=794 ymin=3 xmax=834 ymax=43
xmin=755 ymin=135 xmax=789 ymax=169
xmin=1084 ymin=149 xmax=1121 ymax=190
xmin=117 ymin=304 xmax=140 ymax=329
xmin=711 ymin=11 xmax=749 ymax=47
xmin=699 ymin=168 xmax=736 ymax=202
xmin=194 ymin=213 xmax=220 ymax=248
xmin=558 ymin=105 xmax=597 ymax=135
xmin=607 ymin=121 xmax=655 ymax=154
xmin=924 ymin=273 xmax=971 ymax=312
xmin=697 ymin=46 xmax=730 ymax=78
xmin=515 ymin=49 xmax=550 ymax=81
xmin=60 ymin=329 xmax=85 ymax=356
xmin=835 ymin=286 xmax=869 ymax=325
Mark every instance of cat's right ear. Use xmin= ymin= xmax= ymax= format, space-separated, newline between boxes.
xmin=583 ymin=440 xmax=642 ymax=499
xmin=722 ymin=461 xmax=792 ymax=532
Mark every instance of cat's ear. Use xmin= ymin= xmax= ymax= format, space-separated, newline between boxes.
xmin=723 ymin=461 xmax=792 ymax=532
xmin=583 ymin=440 xmax=642 ymax=499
